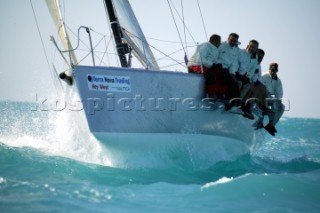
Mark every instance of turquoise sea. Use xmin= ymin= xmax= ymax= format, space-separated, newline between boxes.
xmin=1 ymin=101 xmax=320 ymax=212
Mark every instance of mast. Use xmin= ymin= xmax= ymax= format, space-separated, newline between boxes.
xmin=104 ymin=0 xmax=129 ymax=67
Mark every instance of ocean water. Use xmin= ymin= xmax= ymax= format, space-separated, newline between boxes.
xmin=1 ymin=101 xmax=320 ymax=212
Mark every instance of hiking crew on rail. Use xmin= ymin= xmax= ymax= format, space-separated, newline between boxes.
xmin=187 ymin=33 xmax=284 ymax=136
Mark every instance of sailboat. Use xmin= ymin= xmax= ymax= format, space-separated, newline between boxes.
xmin=44 ymin=0 xmax=265 ymax=164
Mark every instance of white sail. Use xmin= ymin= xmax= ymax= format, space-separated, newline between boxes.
xmin=112 ymin=0 xmax=159 ymax=70
xmin=45 ymin=0 xmax=78 ymax=65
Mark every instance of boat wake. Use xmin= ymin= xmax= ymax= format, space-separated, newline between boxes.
xmin=0 ymin=101 xmax=264 ymax=170
xmin=0 ymin=101 xmax=112 ymax=166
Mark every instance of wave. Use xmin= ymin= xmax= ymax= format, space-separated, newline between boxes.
xmin=0 ymin=101 xmax=112 ymax=166
xmin=1 ymin=101 xmax=320 ymax=172
xmin=0 ymin=101 xmax=250 ymax=169
xmin=1 ymin=142 xmax=320 ymax=188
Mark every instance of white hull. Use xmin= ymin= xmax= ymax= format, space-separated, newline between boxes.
xmin=71 ymin=66 xmax=265 ymax=160
xmin=95 ymin=132 xmax=256 ymax=169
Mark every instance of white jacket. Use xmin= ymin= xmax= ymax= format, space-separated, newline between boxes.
xmin=237 ymin=49 xmax=259 ymax=79
xmin=251 ymin=64 xmax=262 ymax=83
xmin=188 ymin=42 xmax=219 ymax=68
xmin=217 ymin=42 xmax=239 ymax=74
xmin=261 ymin=72 xmax=283 ymax=98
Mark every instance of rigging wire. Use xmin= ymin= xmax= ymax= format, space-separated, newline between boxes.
xmin=147 ymin=43 xmax=187 ymax=69
xmin=98 ymin=35 xmax=110 ymax=66
xmin=89 ymin=28 xmax=115 ymax=66
xmin=29 ymin=0 xmax=63 ymax=95
xmin=196 ymin=0 xmax=208 ymax=40
xmin=48 ymin=2 xmax=195 ymax=71
xmin=121 ymin=28 xmax=188 ymax=70
xmin=66 ymin=25 xmax=91 ymax=54
xmin=166 ymin=0 xmax=187 ymax=57
xmin=48 ymin=0 xmax=117 ymax=68
xmin=145 ymin=36 xmax=194 ymax=44
xmin=180 ymin=0 xmax=189 ymax=58
xmin=166 ymin=1 xmax=196 ymax=43
xmin=38 ymin=1 xmax=205 ymax=72
xmin=29 ymin=0 xmax=52 ymax=73
xmin=59 ymin=2 xmax=195 ymax=70
xmin=99 ymin=35 xmax=115 ymax=66
xmin=59 ymin=22 xmax=118 ymax=67
xmin=74 ymin=28 xmax=115 ymax=66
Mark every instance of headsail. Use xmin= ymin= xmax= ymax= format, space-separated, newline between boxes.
xmin=107 ymin=0 xmax=160 ymax=70
xmin=45 ymin=0 xmax=78 ymax=66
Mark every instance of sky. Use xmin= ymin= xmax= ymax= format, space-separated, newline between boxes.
xmin=1 ymin=0 xmax=320 ymax=118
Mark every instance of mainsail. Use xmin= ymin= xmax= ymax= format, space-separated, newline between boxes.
xmin=45 ymin=0 xmax=78 ymax=66
xmin=110 ymin=0 xmax=160 ymax=70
